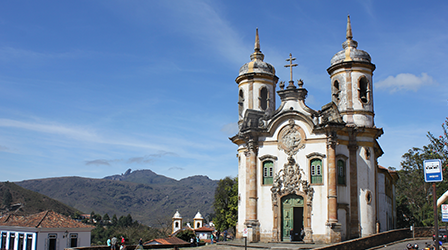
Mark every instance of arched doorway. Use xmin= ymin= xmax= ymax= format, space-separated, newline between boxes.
xmin=281 ymin=194 xmax=304 ymax=241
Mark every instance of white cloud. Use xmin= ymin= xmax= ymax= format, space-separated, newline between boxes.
xmin=0 ymin=118 xmax=97 ymax=141
xmin=375 ymin=73 xmax=435 ymax=93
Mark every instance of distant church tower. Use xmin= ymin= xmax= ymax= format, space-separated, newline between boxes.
xmin=193 ymin=212 xmax=204 ymax=229
xmin=172 ymin=211 xmax=182 ymax=234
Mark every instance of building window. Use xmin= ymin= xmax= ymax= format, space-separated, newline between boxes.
xmin=337 ymin=160 xmax=346 ymax=185
xmin=196 ymin=222 xmax=201 ymax=228
xmin=238 ymin=89 xmax=244 ymax=117
xmin=260 ymin=87 xmax=268 ymax=110
xmin=359 ymin=77 xmax=369 ymax=104
xmin=1 ymin=232 xmax=7 ymax=250
xmin=26 ymin=234 xmax=33 ymax=250
xmin=9 ymin=233 xmax=16 ymax=250
xmin=48 ymin=234 xmax=57 ymax=250
xmin=69 ymin=234 xmax=78 ymax=248
xmin=310 ymin=159 xmax=322 ymax=184
xmin=19 ymin=233 xmax=24 ymax=250
xmin=263 ymin=161 xmax=274 ymax=185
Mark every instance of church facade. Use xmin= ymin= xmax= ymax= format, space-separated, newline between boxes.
xmin=230 ymin=16 xmax=397 ymax=244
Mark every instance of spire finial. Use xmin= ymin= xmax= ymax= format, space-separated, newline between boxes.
xmin=255 ymin=28 xmax=260 ymax=52
xmin=346 ymin=15 xmax=353 ymax=40
xmin=342 ymin=15 xmax=358 ymax=49
xmin=250 ymin=28 xmax=264 ymax=61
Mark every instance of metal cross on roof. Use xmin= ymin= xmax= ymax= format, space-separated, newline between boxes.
xmin=284 ymin=53 xmax=298 ymax=83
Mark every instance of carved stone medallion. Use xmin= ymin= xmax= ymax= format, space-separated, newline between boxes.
xmin=278 ymin=119 xmax=306 ymax=156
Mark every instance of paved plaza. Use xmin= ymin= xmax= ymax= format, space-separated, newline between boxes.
xmin=194 ymin=238 xmax=448 ymax=250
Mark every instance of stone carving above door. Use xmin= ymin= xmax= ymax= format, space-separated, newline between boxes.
xmin=271 ymin=156 xmax=314 ymax=205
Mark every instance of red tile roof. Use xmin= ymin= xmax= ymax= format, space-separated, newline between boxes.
xmin=0 ymin=210 xmax=94 ymax=229
xmin=194 ymin=226 xmax=214 ymax=232
xmin=145 ymin=237 xmax=188 ymax=245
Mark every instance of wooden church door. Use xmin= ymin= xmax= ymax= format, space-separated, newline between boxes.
xmin=281 ymin=194 xmax=304 ymax=241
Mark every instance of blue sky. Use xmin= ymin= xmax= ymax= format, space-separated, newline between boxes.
xmin=1 ymin=1 xmax=447 ymax=182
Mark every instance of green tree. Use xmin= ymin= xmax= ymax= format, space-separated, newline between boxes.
xmin=176 ymin=229 xmax=196 ymax=243
xmin=103 ymin=213 xmax=110 ymax=224
xmin=2 ymin=189 xmax=12 ymax=207
xmin=112 ymin=214 xmax=118 ymax=225
xmin=213 ymin=177 xmax=238 ymax=233
xmin=396 ymin=117 xmax=448 ymax=227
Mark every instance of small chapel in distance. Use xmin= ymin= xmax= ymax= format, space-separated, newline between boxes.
xmin=230 ymin=16 xmax=398 ymax=244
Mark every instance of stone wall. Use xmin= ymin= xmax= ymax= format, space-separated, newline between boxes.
xmin=313 ymin=227 xmax=439 ymax=250
xmin=68 ymin=243 xmax=193 ymax=250
xmin=313 ymin=228 xmax=410 ymax=250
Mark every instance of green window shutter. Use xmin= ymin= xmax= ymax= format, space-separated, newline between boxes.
xmin=263 ymin=161 xmax=274 ymax=185
xmin=310 ymin=159 xmax=322 ymax=184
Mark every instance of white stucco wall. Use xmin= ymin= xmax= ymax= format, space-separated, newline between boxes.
xmin=0 ymin=228 xmax=91 ymax=250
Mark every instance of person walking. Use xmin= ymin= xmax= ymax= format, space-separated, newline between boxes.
xmin=289 ymin=228 xmax=294 ymax=242
xmin=111 ymin=236 xmax=117 ymax=250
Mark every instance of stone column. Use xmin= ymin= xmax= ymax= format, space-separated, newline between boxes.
xmin=348 ymin=142 xmax=359 ymax=239
xmin=326 ymin=132 xmax=341 ymax=243
xmin=244 ymin=139 xmax=260 ymax=242
xmin=327 ymin=133 xmax=338 ymax=224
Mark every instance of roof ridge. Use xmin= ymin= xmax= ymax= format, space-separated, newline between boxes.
xmin=35 ymin=210 xmax=50 ymax=228
xmin=3 ymin=214 xmax=12 ymax=222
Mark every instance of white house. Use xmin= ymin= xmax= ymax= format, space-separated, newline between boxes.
xmin=0 ymin=210 xmax=94 ymax=250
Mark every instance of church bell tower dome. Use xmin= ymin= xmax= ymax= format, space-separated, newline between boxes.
xmin=330 ymin=15 xmax=372 ymax=66
xmin=327 ymin=15 xmax=376 ymax=127
xmin=236 ymin=29 xmax=278 ymax=122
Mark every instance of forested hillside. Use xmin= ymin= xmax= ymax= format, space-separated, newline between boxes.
xmin=16 ymin=169 xmax=217 ymax=226
xmin=0 ymin=181 xmax=80 ymax=216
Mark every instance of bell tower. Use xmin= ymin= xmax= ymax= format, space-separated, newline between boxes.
xmin=172 ymin=211 xmax=182 ymax=234
xmin=236 ymin=29 xmax=278 ymax=127
xmin=327 ymin=15 xmax=376 ymax=127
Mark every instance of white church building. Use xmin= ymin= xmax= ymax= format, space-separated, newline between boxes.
xmin=230 ymin=16 xmax=398 ymax=244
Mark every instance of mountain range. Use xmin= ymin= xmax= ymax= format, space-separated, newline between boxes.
xmin=14 ymin=169 xmax=218 ymax=226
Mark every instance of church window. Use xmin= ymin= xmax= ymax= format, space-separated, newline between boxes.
xmin=175 ymin=222 xmax=179 ymax=228
xmin=332 ymin=80 xmax=340 ymax=103
xmin=196 ymin=222 xmax=201 ymax=228
xmin=310 ymin=159 xmax=322 ymax=184
xmin=359 ymin=77 xmax=369 ymax=104
xmin=366 ymin=190 xmax=372 ymax=204
xmin=337 ymin=160 xmax=346 ymax=185
xmin=238 ymin=89 xmax=244 ymax=117
xmin=259 ymin=87 xmax=268 ymax=110
xmin=365 ymin=147 xmax=371 ymax=160
xmin=263 ymin=160 xmax=274 ymax=185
